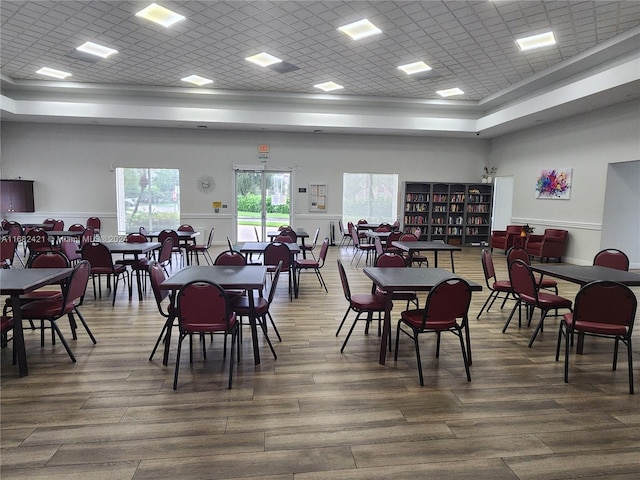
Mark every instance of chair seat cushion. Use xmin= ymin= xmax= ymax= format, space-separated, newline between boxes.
xmin=492 ymin=280 xmax=512 ymax=292
xmin=563 ymin=313 xmax=628 ymax=336
xmin=230 ymin=296 xmax=268 ymax=316
xmin=0 ymin=316 xmax=13 ymax=333
xmin=350 ymin=293 xmax=386 ymax=311
xmin=20 ymin=297 xmax=63 ymax=317
xmin=536 ymin=276 xmax=557 ymax=288
xmin=183 ymin=314 xmax=237 ymax=333
xmin=400 ymin=309 xmax=456 ymax=330
xmin=529 ymin=292 xmax=572 ymax=309
xmin=295 ymin=259 xmax=319 ymax=268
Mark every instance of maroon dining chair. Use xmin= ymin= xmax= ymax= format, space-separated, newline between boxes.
xmin=374 ymin=252 xmax=419 ymax=310
xmin=81 ymin=242 xmax=130 ymax=306
xmin=395 ymin=277 xmax=473 ymax=386
xmin=264 ymin=242 xmax=293 ymax=301
xmin=335 ymin=259 xmax=386 ymax=353
xmin=350 ymin=227 xmax=375 ymax=267
xmin=398 ymin=233 xmax=428 ymax=267
xmin=20 ymin=260 xmax=96 ymax=362
xmin=148 ymin=261 xmax=176 ymax=362
xmin=294 ymin=237 xmax=329 ymax=296
xmin=86 ymin=217 xmax=101 ymax=234
xmin=187 ymin=227 xmax=215 ymax=265
xmin=158 ymin=229 xmax=183 ymax=268
xmin=173 ymin=280 xmax=239 ymax=390
xmin=504 ymin=259 xmax=572 ymax=347
xmin=477 ymin=249 xmax=514 ymax=319
xmin=507 ymin=246 xmax=558 ymax=294
xmin=214 ymin=249 xmax=247 ymax=299
xmin=593 ymin=249 xmax=629 ymax=271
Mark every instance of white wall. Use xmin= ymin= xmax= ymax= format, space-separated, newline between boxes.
xmin=489 ymin=100 xmax=640 ymax=264
xmin=0 ymin=123 xmax=489 ymax=244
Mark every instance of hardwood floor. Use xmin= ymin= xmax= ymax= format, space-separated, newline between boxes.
xmin=2 ymin=245 xmax=639 ymax=479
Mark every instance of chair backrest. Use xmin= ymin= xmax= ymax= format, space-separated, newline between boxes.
xmin=508 ymin=259 xmax=538 ymax=301
xmin=264 ymin=242 xmax=290 ymax=270
xmin=310 ymin=227 xmax=320 ymax=247
xmin=350 ymin=226 xmax=361 ymax=247
xmin=357 ymin=219 xmax=368 ymax=224
xmin=275 ymin=234 xmax=295 ymax=243
xmin=178 ymin=224 xmax=194 ymax=232
xmin=157 ymin=238 xmax=174 ymax=265
xmin=125 ymin=233 xmax=147 ymax=243
xmin=374 ymin=236 xmax=384 ymax=257
xmin=7 ymin=223 xmax=23 ymax=239
xmin=570 ymin=280 xmax=637 ymax=331
xmin=279 ymin=229 xmax=297 ymax=242
xmin=267 ymin=261 xmax=283 ymax=305
xmin=278 ymin=225 xmax=291 ymax=231
xmin=60 ymin=239 xmax=81 ymax=262
xmin=26 ymin=228 xmax=51 ymax=251
xmin=68 ymin=223 xmax=85 ymax=232
xmin=399 ymin=233 xmax=418 ymax=242
xmin=480 ymin=249 xmax=497 ymax=287
xmin=420 ymin=278 xmax=472 ymax=329
xmin=507 ymin=246 xmax=530 ymax=266
xmin=375 ymin=225 xmax=391 ymax=232
xmin=226 ymin=236 xmax=234 ymax=251
xmin=63 ymin=260 xmax=91 ymax=310
xmin=336 ymin=259 xmax=351 ymax=302
xmin=42 ymin=218 xmax=56 ymax=230
xmin=214 ymin=250 xmax=247 ymax=265
xmin=177 ymin=281 xmax=233 ymax=332
xmin=52 ymin=220 xmax=64 ymax=231
xmin=28 ymin=250 xmax=70 ymax=268
xmin=158 ymin=229 xmax=179 ymax=248
xmin=386 ymin=231 xmax=402 ymax=245
xmin=253 ymin=226 xmax=260 ymax=242
xmin=0 ymin=236 xmax=17 ymax=266
xmin=139 ymin=226 xmax=149 ymax=236
xmin=86 ymin=217 xmax=101 ymax=231
xmin=375 ymin=252 xmax=406 ymax=267
xmin=593 ymin=249 xmax=629 ymax=271
xmin=148 ymin=261 xmax=170 ymax=317
xmin=205 ymin=227 xmax=215 ymax=248
xmin=317 ymin=237 xmax=330 ymax=265
xmin=81 ymin=227 xmax=95 ymax=245
xmin=81 ymin=242 xmax=114 ymax=270
xmin=347 ymin=221 xmax=355 ymax=235
xmin=338 ymin=220 xmax=345 ymax=235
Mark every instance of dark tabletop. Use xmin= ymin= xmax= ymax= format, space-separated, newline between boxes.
xmin=530 ymin=264 xmax=640 ymax=286
xmin=160 ymin=265 xmax=267 ymax=290
xmin=267 ymin=230 xmax=309 ymax=238
xmin=99 ymin=242 xmax=161 ymax=254
xmin=0 ymin=267 xmax=74 ymax=295
xmin=363 ymin=266 xmax=482 ymax=292
xmin=392 ymin=241 xmax=462 ymax=252
xmin=240 ymin=242 xmax=301 ymax=254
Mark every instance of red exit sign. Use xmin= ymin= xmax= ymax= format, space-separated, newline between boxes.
xmin=258 ymin=144 xmax=270 ymax=153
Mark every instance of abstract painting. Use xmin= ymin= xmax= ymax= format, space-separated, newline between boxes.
xmin=535 ymin=168 xmax=572 ymax=199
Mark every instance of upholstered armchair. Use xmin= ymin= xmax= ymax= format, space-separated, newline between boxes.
xmin=525 ymin=229 xmax=568 ymax=262
xmin=490 ymin=225 xmax=522 ymax=253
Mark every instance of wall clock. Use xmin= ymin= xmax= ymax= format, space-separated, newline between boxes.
xmin=197 ymin=175 xmax=215 ymax=193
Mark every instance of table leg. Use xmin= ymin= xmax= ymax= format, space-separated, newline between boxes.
xmin=162 ymin=292 xmax=176 ymax=366
xmin=434 ymin=251 xmax=439 ymax=268
xmin=300 ymin=237 xmax=307 ymax=259
xmin=11 ymin=295 xmax=28 ymax=376
xmin=248 ymin=289 xmax=261 ymax=365
xmin=378 ymin=293 xmax=394 ymax=365
xmin=449 ymin=251 xmax=455 ymax=273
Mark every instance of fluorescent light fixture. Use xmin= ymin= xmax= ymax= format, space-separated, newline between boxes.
xmin=76 ymin=41 xmax=118 ymax=58
xmin=135 ymin=3 xmax=185 ymax=28
xmin=36 ymin=67 xmax=72 ymax=79
xmin=314 ymin=81 xmax=344 ymax=92
xmin=181 ymin=74 xmax=213 ymax=86
xmin=436 ymin=87 xmax=464 ymax=97
xmin=245 ymin=52 xmax=282 ymax=67
xmin=516 ymin=31 xmax=556 ymax=51
xmin=398 ymin=61 xmax=432 ymax=75
xmin=337 ymin=19 xmax=382 ymax=40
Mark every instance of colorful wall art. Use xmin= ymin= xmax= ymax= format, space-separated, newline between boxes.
xmin=535 ymin=168 xmax=572 ymax=199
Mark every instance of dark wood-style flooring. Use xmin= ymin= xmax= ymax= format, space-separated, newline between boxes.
xmin=2 ymin=244 xmax=639 ymax=479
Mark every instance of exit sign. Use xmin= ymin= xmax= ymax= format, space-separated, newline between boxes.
xmin=258 ymin=144 xmax=270 ymax=153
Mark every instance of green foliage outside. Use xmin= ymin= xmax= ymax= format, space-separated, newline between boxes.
xmin=237 ymin=193 xmax=290 ymax=215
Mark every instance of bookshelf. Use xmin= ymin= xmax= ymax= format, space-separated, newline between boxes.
xmin=402 ymin=181 xmax=493 ymax=245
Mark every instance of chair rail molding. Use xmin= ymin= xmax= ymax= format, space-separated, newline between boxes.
xmin=511 ymin=218 xmax=601 ymax=231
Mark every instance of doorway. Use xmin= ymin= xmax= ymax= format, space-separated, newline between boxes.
xmin=235 ymin=169 xmax=292 ymax=242
xmin=491 ymin=176 xmax=514 ymax=231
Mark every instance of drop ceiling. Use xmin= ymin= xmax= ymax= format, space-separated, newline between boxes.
xmin=1 ymin=1 xmax=639 ymax=137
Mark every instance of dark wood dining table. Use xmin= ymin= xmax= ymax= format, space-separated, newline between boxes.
xmin=266 ymin=230 xmax=310 ymax=258
xmin=159 ymin=265 xmax=268 ymax=365
xmin=391 ymin=240 xmax=462 ymax=271
xmin=1 ymin=267 xmax=74 ymax=376
xmin=363 ymin=267 xmax=482 ymax=365
xmin=240 ymin=242 xmax=301 ymax=298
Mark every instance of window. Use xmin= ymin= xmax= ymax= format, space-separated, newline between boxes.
xmin=342 ymin=173 xmax=398 ymax=224
xmin=115 ymin=168 xmax=180 ymax=234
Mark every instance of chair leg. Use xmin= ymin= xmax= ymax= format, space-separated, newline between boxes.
xmin=626 ymin=338 xmax=634 ymax=394
xmin=340 ymin=312 xmax=362 ymax=353
xmin=413 ymin=331 xmax=424 ymax=386
xmin=457 ymin=328 xmax=471 ymax=381
xmin=266 ymin=312 xmax=281 ymax=342
xmin=50 ymin=320 xmax=76 ymax=362
xmin=335 ymin=307 xmax=351 ymax=336
xmin=258 ymin=315 xmax=277 ymax=359
xmin=502 ymin=301 xmax=520 ymax=333
xmin=173 ymin=334 xmax=184 ymax=390
xmin=476 ymin=291 xmax=496 ymax=319
xmin=528 ymin=309 xmax=548 ymax=348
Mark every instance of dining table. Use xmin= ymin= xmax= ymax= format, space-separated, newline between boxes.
xmin=391 ymin=240 xmax=462 ymax=271
xmin=159 ymin=265 xmax=268 ymax=366
xmin=143 ymin=231 xmax=200 ymax=265
xmin=240 ymin=242 xmax=301 ymax=298
xmin=1 ymin=267 xmax=74 ymax=376
xmin=363 ymin=266 xmax=482 ymax=365
xmin=266 ymin=229 xmax=310 ymax=258
xmin=528 ymin=263 xmax=640 ymax=353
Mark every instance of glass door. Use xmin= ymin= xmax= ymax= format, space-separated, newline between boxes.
xmin=235 ymin=170 xmax=291 ymax=242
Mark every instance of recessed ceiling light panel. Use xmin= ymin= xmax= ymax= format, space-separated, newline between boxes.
xmin=36 ymin=67 xmax=72 ymax=79
xmin=436 ymin=88 xmax=464 ymax=98
xmin=181 ymin=75 xmax=213 ymax=86
xmin=398 ymin=61 xmax=432 ymax=75
xmin=516 ymin=31 xmax=556 ymax=51
xmin=76 ymin=41 xmax=118 ymax=58
xmin=337 ymin=19 xmax=382 ymax=40
xmin=136 ymin=3 xmax=185 ymax=28
xmin=314 ymin=81 xmax=343 ymax=92
xmin=245 ymin=52 xmax=283 ymax=67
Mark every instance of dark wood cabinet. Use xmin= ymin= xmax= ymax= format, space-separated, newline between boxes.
xmin=1 ymin=180 xmax=35 ymax=212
